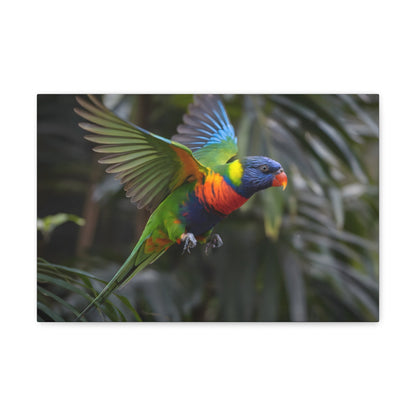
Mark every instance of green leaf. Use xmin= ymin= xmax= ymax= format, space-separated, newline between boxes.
xmin=38 ymin=287 xmax=86 ymax=320
xmin=37 ymin=213 xmax=85 ymax=242
xmin=37 ymin=301 xmax=65 ymax=322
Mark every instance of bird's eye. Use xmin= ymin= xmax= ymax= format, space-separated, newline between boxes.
xmin=260 ymin=165 xmax=269 ymax=173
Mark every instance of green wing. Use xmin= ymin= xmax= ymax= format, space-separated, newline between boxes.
xmin=75 ymin=95 xmax=207 ymax=211
xmin=172 ymin=95 xmax=238 ymax=167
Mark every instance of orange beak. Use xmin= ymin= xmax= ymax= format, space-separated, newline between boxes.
xmin=272 ymin=171 xmax=287 ymax=190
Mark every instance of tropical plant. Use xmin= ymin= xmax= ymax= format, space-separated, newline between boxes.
xmin=37 ymin=257 xmax=141 ymax=322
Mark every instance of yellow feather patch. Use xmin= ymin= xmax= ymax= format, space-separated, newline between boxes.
xmin=228 ymin=159 xmax=243 ymax=186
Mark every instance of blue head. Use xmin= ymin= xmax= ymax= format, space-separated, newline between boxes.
xmin=236 ymin=156 xmax=287 ymax=198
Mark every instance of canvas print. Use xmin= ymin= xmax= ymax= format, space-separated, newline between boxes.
xmin=37 ymin=94 xmax=379 ymax=322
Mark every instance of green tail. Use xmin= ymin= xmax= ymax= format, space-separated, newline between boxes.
xmin=75 ymin=237 xmax=169 ymax=321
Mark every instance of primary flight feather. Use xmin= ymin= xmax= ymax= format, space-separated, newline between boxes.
xmin=74 ymin=95 xmax=287 ymax=320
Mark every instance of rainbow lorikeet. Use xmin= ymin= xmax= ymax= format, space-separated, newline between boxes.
xmin=74 ymin=95 xmax=287 ymax=319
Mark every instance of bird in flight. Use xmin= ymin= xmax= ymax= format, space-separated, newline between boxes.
xmin=74 ymin=95 xmax=287 ymax=320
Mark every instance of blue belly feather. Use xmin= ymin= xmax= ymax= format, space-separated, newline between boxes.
xmin=180 ymin=193 xmax=225 ymax=236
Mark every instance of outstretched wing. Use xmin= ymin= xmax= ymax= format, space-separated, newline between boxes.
xmin=172 ymin=95 xmax=238 ymax=167
xmin=74 ymin=95 xmax=207 ymax=211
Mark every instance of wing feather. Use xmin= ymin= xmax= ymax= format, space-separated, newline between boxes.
xmin=172 ymin=95 xmax=238 ymax=166
xmin=75 ymin=95 xmax=207 ymax=211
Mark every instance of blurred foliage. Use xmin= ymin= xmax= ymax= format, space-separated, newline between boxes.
xmin=37 ymin=94 xmax=378 ymax=322
xmin=37 ymin=213 xmax=85 ymax=243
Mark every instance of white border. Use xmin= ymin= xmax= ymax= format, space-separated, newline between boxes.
xmin=2 ymin=1 xmax=415 ymax=415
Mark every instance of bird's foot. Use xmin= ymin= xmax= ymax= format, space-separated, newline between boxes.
xmin=181 ymin=233 xmax=197 ymax=254
xmin=204 ymin=233 xmax=223 ymax=255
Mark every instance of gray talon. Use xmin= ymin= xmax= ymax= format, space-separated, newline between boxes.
xmin=204 ymin=233 xmax=223 ymax=255
xmin=211 ymin=233 xmax=223 ymax=248
xmin=181 ymin=233 xmax=197 ymax=254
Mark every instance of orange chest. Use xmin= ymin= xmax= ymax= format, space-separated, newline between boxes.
xmin=194 ymin=172 xmax=248 ymax=216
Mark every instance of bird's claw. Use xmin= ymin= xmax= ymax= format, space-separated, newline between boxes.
xmin=204 ymin=233 xmax=223 ymax=255
xmin=181 ymin=233 xmax=197 ymax=254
